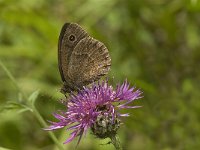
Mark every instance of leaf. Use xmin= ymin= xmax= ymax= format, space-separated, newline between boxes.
xmin=0 ymin=147 xmax=12 ymax=150
xmin=0 ymin=101 xmax=32 ymax=114
xmin=28 ymin=90 xmax=40 ymax=106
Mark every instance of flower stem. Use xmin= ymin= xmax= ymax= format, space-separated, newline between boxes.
xmin=109 ymin=134 xmax=122 ymax=150
xmin=0 ymin=60 xmax=27 ymax=99
xmin=0 ymin=60 xmax=64 ymax=150
xmin=32 ymin=106 xmax=65 ymax=150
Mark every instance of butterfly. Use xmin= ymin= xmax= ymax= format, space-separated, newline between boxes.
xmin=58 ymin=23 xmax=111 ymax=94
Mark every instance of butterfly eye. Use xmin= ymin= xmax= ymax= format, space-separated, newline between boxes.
xmin=69 ymin=35 xmax=76 ymax=41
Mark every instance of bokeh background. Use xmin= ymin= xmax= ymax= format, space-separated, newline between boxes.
xmin=1 ymin=0 xmax=200 ymax=149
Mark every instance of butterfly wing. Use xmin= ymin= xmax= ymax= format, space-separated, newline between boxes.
xmin=68 ymin=37 xmax=111 ymax=89
xmin=58 ymin=23 xmax=71 ymax=82
xmin=58 ymin=23 xmax=89 ymax=93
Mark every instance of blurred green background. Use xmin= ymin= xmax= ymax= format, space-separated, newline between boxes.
xmin=1 ymin=0 xmax=200 ymax=149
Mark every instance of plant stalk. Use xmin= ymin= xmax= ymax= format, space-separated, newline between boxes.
xmin=110 ymin=134 xmax=122 ymax=150
xmin=32 ymin=106 xmax=65 ymax=150
xmin=0 ymin=60 xmax=64 ymax=150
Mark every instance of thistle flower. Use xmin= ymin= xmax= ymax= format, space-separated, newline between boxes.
xmin=46 ymin=80 xmax=142 ymax=147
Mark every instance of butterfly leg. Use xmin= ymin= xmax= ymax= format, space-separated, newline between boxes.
xmin=60 ymin=82 xmax=69 ymax=94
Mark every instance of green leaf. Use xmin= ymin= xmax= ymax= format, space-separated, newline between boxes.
xmin=0 ymin=101 xmax=32 ymax=114
xmin=28 ymin=90 xmax=40 ymax=106
xmin=0 ymin=147 xmax=13 ymax=150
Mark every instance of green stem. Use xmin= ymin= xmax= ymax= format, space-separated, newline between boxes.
xmin=110 ymin=134 xmax=123 ymax=150
xmin=0 ymin=60 xmax=64 ymax=150
xmin=0 ymin=60 xmax=27 ymax=99
xmin=32 ymin=106 xmax=65 ymax=150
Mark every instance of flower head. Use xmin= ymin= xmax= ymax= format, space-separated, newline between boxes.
xmin=46 ymin=79 xmax=142 ymax=144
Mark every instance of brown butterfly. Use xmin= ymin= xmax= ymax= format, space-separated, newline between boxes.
xmin=58 ymin=23 xmax=111 ymax=94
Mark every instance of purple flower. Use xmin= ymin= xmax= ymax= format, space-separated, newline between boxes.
xmin=46 ymin=80 xmax=142 ymax=144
